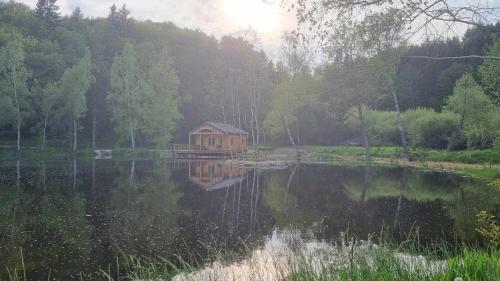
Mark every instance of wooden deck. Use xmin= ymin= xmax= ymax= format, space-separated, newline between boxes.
xmin=158 ymin=144 xmax=245 ymax=159
xmin=173 ymin=150 xmax=240 ymax=159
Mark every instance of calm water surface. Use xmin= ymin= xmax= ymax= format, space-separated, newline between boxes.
xmin=0 ymin=159 xmax=497 ymax=280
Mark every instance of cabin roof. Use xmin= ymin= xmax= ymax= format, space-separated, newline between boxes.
xmin=192 ymin=122 xmax=248 ymax=135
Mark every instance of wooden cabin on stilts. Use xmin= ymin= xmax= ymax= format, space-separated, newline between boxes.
xmin=174 ymin=122 xmax=248 ymax=158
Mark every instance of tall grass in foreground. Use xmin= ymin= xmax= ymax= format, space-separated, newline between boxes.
xmin=109 ymin=239 xmax=499 ymax=281
xmin=287 ymin=247 xmax=500 ymax=281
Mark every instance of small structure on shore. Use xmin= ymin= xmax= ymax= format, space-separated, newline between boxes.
xmin=189 ymin=122 xmax=248 ymax=154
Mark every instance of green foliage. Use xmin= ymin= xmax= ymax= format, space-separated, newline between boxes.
xmin=359 ymin=108 xmax=461 ymax=149
xmin=403 ymin=108 xmax=460 ymax=149
xmin=108 ymin=42 xmax=141 ymax=148
xmin=478 ymin=39 xmax=500 ymax=105
xmin=0 ymin=31 xmax=34 ymax=148
xmin=445 ymin=74 xmax=500 ymax=149
xmin=264 ymin=71 xmax=322 ymax=139
xmin=476 ymin=211 xmax=500 ymax=247
xmin=0 ymin=1 xmax=498 ymax=152
xmin=35 ymin=0 xmax=61 ymax=28
xmin=108 ymin=42 xmax=181 ymax=148
xmin=137 ymin=45 xmax=181 ymax=147
xmin=489 ymin=180 xmax=500 ymax=191
xmin=421 ymin=148 xmax=500 ymax=165
xmin=59 ymin=49 xmax=93 ymax=122
xmin=345 ymin=109 xmax=399 ymax=146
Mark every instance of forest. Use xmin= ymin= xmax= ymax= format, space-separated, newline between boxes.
xmin=0 ymin=0 xmax=499 ymax=153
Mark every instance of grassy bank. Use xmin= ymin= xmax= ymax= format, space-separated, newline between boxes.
xmin=0 ymin=147 xmax=86 ymax=162
xmin=101 ymin=242 xmax=499 ymax=281
xmin=0 ymin=146 xmax=162 ymax=162
xmin=287 ymin=247 xmax=500 ymax=281
xmin=306 ymin=146 xmax=500 ymax=178
xmin=307 ymin=146 xmax=500 ymax=164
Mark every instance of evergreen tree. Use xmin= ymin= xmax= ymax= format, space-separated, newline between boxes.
xmin=108 ymin=4 xmax=118 ymax=22
xmin=34 ymin=0 xmax=60 ymax=28
xmin=46 ymin=0 xmax=61 ymax=28
xmin=116 ymin=4 xmax=132 ymax=36
xmin=35 ymin=0 xmax=47 ymax=18
xmin=70 ymin=6 xmax=83 ymax=21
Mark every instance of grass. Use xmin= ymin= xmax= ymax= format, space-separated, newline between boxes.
xmin=307 ymin=145 xmax=500 ymax=165
xmin=459 ymin=167 xmax=500 ymax=179
xmin=95 ymin=231 xmax=500 ymax=281
xmin=306 ymin=146 xmax=500 ymax=179
xmin=105 ymin=246 xmax=500 ymax=281
xmin=0 ymin=146 xmax=163 ymax=162
xmin=420 ymin=149 xmax=500 ymax=165
xmin=287 ymin=247 xmax=500 ymax=281
xmin=0 ymin=147 xmax=75 ymax=162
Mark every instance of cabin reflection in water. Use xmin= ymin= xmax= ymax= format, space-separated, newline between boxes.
xmin=188 ymin=160 xmax=248 ymax=191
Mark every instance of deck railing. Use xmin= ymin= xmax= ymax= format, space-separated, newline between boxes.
xmin=170 ymin=144 xmax=243 ymax=153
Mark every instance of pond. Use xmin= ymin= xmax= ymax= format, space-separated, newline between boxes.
xmin=0 ymin=159 xmax=497 ymax=280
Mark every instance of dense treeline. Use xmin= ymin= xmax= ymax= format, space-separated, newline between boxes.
xmin=265 ymin=26 xmax=500 ymax=150
xmin=0 ymin=1 xmax=499 ymax=151
xmin=0 ymin=1 xmax=276 ymax=150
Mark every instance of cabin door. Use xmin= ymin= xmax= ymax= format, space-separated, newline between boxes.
xmin=203 ymin=135 xmax=223 ymax=151
xmin=202 ymin=135 xmax=210 ymax=150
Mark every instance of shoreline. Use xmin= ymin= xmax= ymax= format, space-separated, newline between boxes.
xmin=1 ymin=145 xmax=498 ymax=178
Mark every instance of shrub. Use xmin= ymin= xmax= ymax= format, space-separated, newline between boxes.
xmin=445 ymin=74 xmax=500 ymax=149
xmin=404 ymin=108 xmax=460 ymax=149
xmin=364 ymin=110 xmax=400 ymax=146
xmin=345 ymin=109 xmax=400 ymax=146
xmin=447 ymin=131 xmax=467 ymax=151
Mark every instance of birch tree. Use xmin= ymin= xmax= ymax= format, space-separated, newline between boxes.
xmin=40 ymin=81 xmax=60 ymax=150
xmin=0 ymin=34 xmax=32 ymax=151
xmin=139 ymin=46 xmax=181 ymax=147
xmin=59 ymin=49 xmax=93 ymax=152
xmin=264 ymin=71 xmax=321 ymax=148
xmin=370 ymin=49 xmax=409 ymax=156
xmin=326 ymin=60 xmax=377 ymax=160
xmin=108 ymin=42 xmax=141 ymax=149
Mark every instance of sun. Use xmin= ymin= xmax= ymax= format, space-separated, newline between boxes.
xmin=224 ymin=0 xmax=281 ymax=33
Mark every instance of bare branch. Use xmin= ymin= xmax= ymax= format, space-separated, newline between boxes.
xmin=403 ymin=55 xmax=500 ymax=60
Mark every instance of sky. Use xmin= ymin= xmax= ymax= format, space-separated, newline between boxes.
xmin=9 ymin=0 xmax=500 ymax=62
xmin=12 ymin=0 xmax=297 ymax=60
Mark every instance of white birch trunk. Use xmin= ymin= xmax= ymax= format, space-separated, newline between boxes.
xmin=73 ymin=120 xmax=77 ymax=152
xmin=391 ymin=86 xmax=408 ymax=156
xmin=42 ymin=113 xmax=48 ymax=150
xmin=11 ymin=62 xmax=21 ymax=151
xmin=129 ymin=118 xmax=135 ymax=150
xmin=92 ymin=112 xmax=96 ymax=149
xmin=357 ymin=104 xmax=371 ymax=161
xmin=72 ymin=159 xmax=77 ymax=190
xmin=284 ymin=116 xmax=299 ymax=157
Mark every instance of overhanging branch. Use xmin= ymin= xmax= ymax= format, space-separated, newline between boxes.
xmin=403 ymin=55 xmax=500 ymax=61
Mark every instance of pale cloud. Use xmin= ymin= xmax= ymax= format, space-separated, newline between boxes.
xmin=10 ymin=0 xmax=298 ymax=60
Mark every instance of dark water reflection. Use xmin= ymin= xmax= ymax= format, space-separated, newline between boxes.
xmin=0 ymin=160 xmax=498 ymax=280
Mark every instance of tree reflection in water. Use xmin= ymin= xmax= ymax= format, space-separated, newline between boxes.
xmin=0 ymin=160 xmax=497 ymax=280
